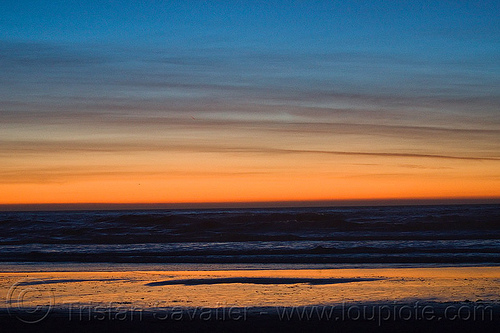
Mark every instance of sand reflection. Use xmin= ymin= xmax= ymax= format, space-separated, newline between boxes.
xmin=1 ymin=267 xmax=499 ymax=308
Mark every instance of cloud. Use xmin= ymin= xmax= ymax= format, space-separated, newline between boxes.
xmin=0 ymin=40 xmax=108 ymax=67
xmin=272 ymin=149 xmax=500 ymax=162
xmin=1 ymin=39 xmax=498 ymax=113
xmin=0 ymin=138 xmax=498 ymax=162
xmin=1 ymin=40 xmax=498 ymax=187
xmin=0 ymin=166 xmax=271 ymax=184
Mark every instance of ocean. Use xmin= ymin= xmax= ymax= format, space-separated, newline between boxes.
xmin=1 ymin=204 xmax=499 ymax=268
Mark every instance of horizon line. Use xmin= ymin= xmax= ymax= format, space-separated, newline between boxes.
xmin=1 ymin=197 xmax=499 ymax=212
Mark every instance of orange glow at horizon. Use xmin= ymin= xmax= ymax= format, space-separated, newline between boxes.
xmin=2 ymin=105 xmax=499 ymax=206
xmin=1 ymin=162 xmax=499 ymax=205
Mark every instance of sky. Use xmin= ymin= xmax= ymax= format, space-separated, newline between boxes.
xmin=0 ymin=0 xmax=499 ymax=206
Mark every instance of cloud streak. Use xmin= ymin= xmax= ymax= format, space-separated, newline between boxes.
xmin=1 ymin=40 xmax=498 ymax=111
xmin=1 ymin=139 xmax=498 ymax=162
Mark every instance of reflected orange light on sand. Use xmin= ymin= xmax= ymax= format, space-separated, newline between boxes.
xmin=1 ymin=267 xmax=499 ymax=308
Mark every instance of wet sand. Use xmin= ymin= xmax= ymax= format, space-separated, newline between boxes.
xmin=1 ymin=266 xmax=500 ymax=332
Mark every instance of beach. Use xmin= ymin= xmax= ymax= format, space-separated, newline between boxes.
xmin=2 ymin=265 xmax=500 ymax=332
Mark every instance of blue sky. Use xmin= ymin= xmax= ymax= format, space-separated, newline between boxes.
xmin=1 ymin=1 xmax=498 ymax=106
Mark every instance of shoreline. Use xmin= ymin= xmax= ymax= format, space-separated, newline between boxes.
xmin=2 ymin=261 xmax=500 ymax=273
xmin=2 ymin=266 xmax=500 ymax=331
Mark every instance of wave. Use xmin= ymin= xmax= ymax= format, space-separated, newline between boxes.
xmin=0 ymin=204 xmax=499 ymax=264
xmin=0 ymin=205 xmax=499 ymax=245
